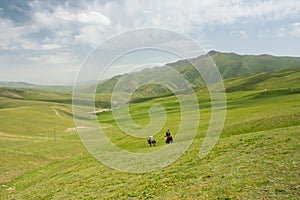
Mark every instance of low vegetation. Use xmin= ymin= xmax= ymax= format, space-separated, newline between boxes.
xmin=0 ymin=63 xmax=299 ymax=199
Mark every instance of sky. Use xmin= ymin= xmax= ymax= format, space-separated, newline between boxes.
xmin=0 ymin=0 xmax=300 ymax=85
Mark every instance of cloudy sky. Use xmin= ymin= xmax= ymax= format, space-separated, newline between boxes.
xmin=0 ymin=0 xmax=300 ymax=85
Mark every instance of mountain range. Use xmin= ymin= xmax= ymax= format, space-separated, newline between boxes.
xmin=95 ymin=51 xmax=300 ymax=96
xmin=1 ymin=51 xmax=300 ymax=97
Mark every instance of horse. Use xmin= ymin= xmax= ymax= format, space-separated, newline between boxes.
xmin=165 ymin=135 xmax=173 ymax=144
xmin=147 ymin=136 xmax=156 ymax=147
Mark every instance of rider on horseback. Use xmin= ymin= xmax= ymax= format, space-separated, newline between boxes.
xmin=166 ymin=130 xmax=171 ymax=137
xmin=147 ymin=135 xmax=156 ymax=146
xmin=165 ymin=130 xmax=173 ymax=144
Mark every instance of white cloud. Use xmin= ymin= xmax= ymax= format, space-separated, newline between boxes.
xmin=29 ymin=52 xmax=78 ymax=66
xmin=40 ymin=44 xmax=62 ymax=50
xmin=0 ymin=1 xmax=111 ymax=50
xmin=289 ymin=22 xmax=300 ymax=37
xmin=32 ymin=5 xmax=110 ymax=27
xmin=277 ymin=22 xmax=300 ymax=38
xmin=1 ymin=0 xmax=300 ymax=51
xmin=102 ymin=0 xmax=300 ymax=32
xmin=29 ymin=2 xmax=111 ymax=47
xmin=0 ymin=19 xmax=35 ymax=50
xmin=26 ymin=0 xmax=298 ymax=49
xmin=77 ymin=11 xmax=110 ymax=25
xmin=1 ymin=0 xmax=300 ymax=84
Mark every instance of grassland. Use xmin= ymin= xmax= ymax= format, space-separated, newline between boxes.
xmin=0 ymin=67 xmax=300 ymax=199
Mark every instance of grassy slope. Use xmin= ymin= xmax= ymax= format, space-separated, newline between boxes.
xmin=208 ymin=51 xmax=300 ymax=79
xmin=0 ymin=88 xmax=72 ymax=105
xmin=95 ymin=52 xmax=300 ymax=96
xmin=0 ymin=90 xmax=84 ymax=185
xmin=0 ymin=68 xmax=300 ymax=199
xmin=3 ymin=127 xmax=298 ymax=199
xmin=225 ymin=66 xmax=300 ymax=92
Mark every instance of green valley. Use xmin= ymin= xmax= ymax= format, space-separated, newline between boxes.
xmin=0 ymin=54 xmax=299 ymax=199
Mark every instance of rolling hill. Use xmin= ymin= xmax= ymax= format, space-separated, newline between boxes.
xmin=0 ymin=88 xmax=72 ymax=107
xmin=1 ymin=52 xmax=300 ymax=199
xmin=1 ymin=64 xmax=299 ymax=199
xmin=224 ymin=66 xmax=300 ymax=92
xmin=204 ymin=51 xmax=300 ymax=78
xmin=95 ymin=51 xmax=300 ymax=97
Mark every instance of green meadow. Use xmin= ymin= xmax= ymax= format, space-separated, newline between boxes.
xmin=0 ymin=67 xmax=300 ymax=199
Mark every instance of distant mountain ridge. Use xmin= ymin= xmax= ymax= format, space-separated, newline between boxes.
xmin=0 ymin=81 xmax=72 ymax=92
xmin=96 ymin=51 xmax=300 ymax=95
xmin=206 ymin=51 xmax=300 ymax=78
xmin=0 ymin=81 xmax=36 ymax=88
xmin=169 ymin=50 xmax=300 ymax=79
xmin=1 ymin=66 xmax=299 ymax=108
xmin=2 ymin=51 xmax=300 ymax=95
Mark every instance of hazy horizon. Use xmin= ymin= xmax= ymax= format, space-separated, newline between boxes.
xmin=1 ymin=49 xmax=300 ymax=86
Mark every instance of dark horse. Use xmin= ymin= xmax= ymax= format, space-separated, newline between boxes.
xmin=165 ymin=135 xmax=173 ymax=144
xmin=147 ymin=136 xmax=156 ymax=147
xmin=165 ymin=130 xmax=173 ymax=144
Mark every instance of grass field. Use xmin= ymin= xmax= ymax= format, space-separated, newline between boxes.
xmin=0 ymin=68 xmax=299 ymax=199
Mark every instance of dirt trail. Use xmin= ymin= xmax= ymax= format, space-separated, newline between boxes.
xmin=0 ymin=132 xmax=48 ymax=141
xmin=51 ymin=107 xmax=61 ymax=117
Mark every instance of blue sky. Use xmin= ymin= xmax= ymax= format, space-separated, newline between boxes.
xmin=0 ymin=0 xmax=300 ymax=85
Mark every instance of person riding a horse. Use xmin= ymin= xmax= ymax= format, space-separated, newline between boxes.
xmin=165 ymin=130 xmax=173 ymax=144
xmin=147 ymin=135 xmax=156 ymax=146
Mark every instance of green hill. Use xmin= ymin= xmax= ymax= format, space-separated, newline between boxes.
xmin=0 ymin=58 xmax=300 ymax=199
xmin=95 ymin=51 xmax=300 ymax=99
xmin=95 ymin=66 xmax=300 ymax=109
xmin=0 ymin=88 xmax=72 ymax=107
xmin=225 ymin=66 xmax=300 ymax=92
xmin=207 ymin=51 xmax=300 ymax=78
